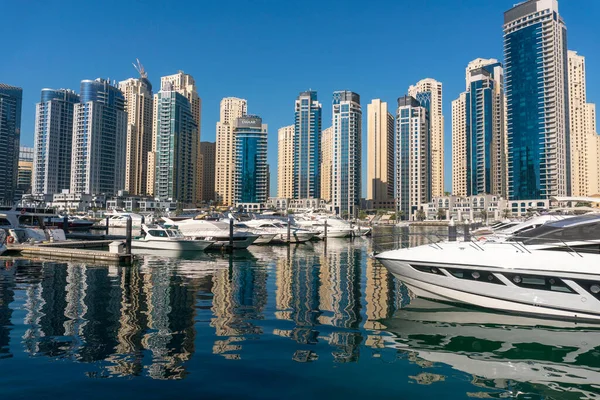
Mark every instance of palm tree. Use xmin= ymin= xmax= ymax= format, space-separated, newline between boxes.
xmin=416 ymin=209 xmax=426 ymax=221
xmin=479 ymin=210 xmax=488 ymax=224
xmin=502 ymin=208 xmax=511 ymax=219
xmin=436 ymin=208 xmax=446 ymax=220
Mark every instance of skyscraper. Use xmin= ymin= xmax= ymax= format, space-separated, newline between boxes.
xmin=160 ymin=71 xmax=201 ymax=202
xmin=200 ymin=142 xmax=216 ymax=202
xmin=0 ymin=83 xmax=22 ymax=204
xmin=71 ymin=79 xmax=126 ymax=195
xmin=452 ymin=58 xmax=507 ymax=197
xmin=16 ymin=147 xmax=34 ymax=199
xmin=567 ymin=50 xmax=599 ymax=196
xmin=332 ymin=91 xmax=361 ymax=217
xmin=119 ymin=61 xmax=153 ymax=196
xmin=215 ymin=97 xmax=247 ymax=205
xmin=234 ymin=115 xmax=268 ymax=204
xmin=294 ymin=91 xmax=322 ymax=199
xmin=504 ymin=0 xmax=570 ymax=199
xmin=367 ymin=99 xmax=394 ymax=203
xmin=408 ymin=78 xmax=444 ymax=197
xmin=152 ymin=82 xmax=198 ymax=203
xmin=277 ymin=125 xmax=294 ymax=198
xmin=396 ymin=95 xmax=430 ymax=220
xmin=320 ymin=126 xmax=333 ymax=202
xmin=33 ymin=88 xmax=79 ymax=195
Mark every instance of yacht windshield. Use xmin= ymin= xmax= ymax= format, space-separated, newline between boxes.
xmin=167 ymin=230 xmax=183 ymax=238
xmin=510 ymin=215 xmax=600 ymax=244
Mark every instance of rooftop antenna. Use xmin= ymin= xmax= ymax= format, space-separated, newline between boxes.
xmin=133 ymin=58 xmax=147 ymax=79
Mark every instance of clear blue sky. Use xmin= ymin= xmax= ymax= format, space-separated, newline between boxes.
xmin=3 ymin=0 xmax=599 ymax=196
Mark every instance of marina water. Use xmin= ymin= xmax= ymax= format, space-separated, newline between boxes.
xmin=1 ymin=226 xmax=599 ymax=399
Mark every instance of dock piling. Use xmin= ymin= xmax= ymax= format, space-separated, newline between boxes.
xmin=448 ymin=219 xmax=457 ymax=242
xmin=323 ymin=220 xmax=327 ymax=241
xmin=287 ymin=215 xmax=291 ymax=244
xmin=125 ymin=216 xmax=132 ymax=255
xmin=229 ymin=218 xmax=234 ymax=249
xmin=63 ymin=215 xmax=69 ymax=234
xmin=463 ymin=221 xmax=471 ymax=242
xmin=106 ymin=216 xmax=110 ymax=234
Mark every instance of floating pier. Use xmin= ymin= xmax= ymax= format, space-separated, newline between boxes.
xmin=6 ymin=244 xmax=131 ymax=264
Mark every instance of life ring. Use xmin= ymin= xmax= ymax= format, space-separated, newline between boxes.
xmin=20 ymin=208 xmax=26 ymax=215
xmin=7 ymin=236 xmax=15 ymax=244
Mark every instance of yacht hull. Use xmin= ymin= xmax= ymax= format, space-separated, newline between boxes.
xmin=252 ymin=233 xmax=277 ymax=245
xmin=132 ymin=239 xmax=212 ymax=251
xmin=271 ymin=231 xmax=315 ymax=244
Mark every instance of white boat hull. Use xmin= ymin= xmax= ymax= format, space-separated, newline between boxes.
xmin=271 ymin=231 xmax=315 ymax=244
xmin=252 ymin=233 xmax=277 ymax=245
xmin=132 ymin=239 xmax=212 ymax=251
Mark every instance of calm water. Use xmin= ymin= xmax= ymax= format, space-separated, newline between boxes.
xmin=1 ymin=227 xmax=599 ymax=399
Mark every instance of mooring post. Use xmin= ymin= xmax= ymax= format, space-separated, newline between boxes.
xmin=125 ymin=215 xmax=132 ymax=255
xmin=287 ymin=215 xmax=291 ymax=244
xmin=463 ymin=220 xmax=471 ymax=242
xmin=229 ymin=218 xmax=234 ymax=250
xmin=323 ymin=220 xmax=327 ymax=241
xmin=140 ymin=215 xmax=145 ymax=235
xmin=106 ymin=216 xmax=110 ymax=235
xmin=448 ymin=219 xmax=457 ymax=242
xmin=63 ymin=215 xmax=69 ymax=234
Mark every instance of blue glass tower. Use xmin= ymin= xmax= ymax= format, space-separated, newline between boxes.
xmin=71 ymin=79 xmax=127 ymax=195
xmin=33 ymin=89 xmax=80 ymax=195
xmin=504 ymin=0 xmax=570 ymax=199
xmin=0 ymin=84 xmax=22 ymax=204
xmin=293 ymin=91 xmax=322 ymax=199
xmin=234 ymin=115 xmax=268 ymax=204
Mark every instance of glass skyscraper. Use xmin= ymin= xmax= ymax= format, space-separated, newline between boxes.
xmin=234 ymin=115 xmax=268 ymax=204
xmin=153 ymin=85 xmax=198 ymax=203
xmin=332 ymin=91 xmax=361 ymax=218
xmin=0 ymin=83 xmax=22 ymax=204
xmin=293 ymin=91 xmax=322 ymax=199
xmin=504 ymin=0 xmax=570 ymax=200
xmin=71 ymin=79 xmax=127 ymax=195
xmin=33 ymin=88 xmax=80 ymax=195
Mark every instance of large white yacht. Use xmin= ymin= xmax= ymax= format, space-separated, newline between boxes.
xmin=162 ymin=217 xmax=258 ymax=249
xmin=295 ymin=216 xmax=354 ymax=238
xmin=376 ymin=214 xmax=600 ymax=321
xmin=132 ymin=224 xmax=213 ymax=251
xmin=238 ymin=219 xmax=316 ymax=244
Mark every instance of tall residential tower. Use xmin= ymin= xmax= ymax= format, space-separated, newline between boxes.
xmin=277 ymin=125 xmax=294 ymax=198
xmin=0 ymin=84 xmax=22 ymax=203
xmin=293 ymin=91 xmax=322 ymax=199
xmin=234 ymin=115 xmax=268 ymax=204
xmin=367 ymin=99 xmax=394 ymax=204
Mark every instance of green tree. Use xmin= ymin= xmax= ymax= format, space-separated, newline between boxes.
xmin=358 ymin=210 xmax=368 ymax=220
xmin=479 ymin=210 xmax=488 ymax=223
xmin=416 ymin=209 xmax=426 ymax=221
xmin=502 ymin=208 xmax=511 ymax=219
xmin=436 ymin=208 xmax=446 ymax=220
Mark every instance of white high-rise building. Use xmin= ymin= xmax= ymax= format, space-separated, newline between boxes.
xmin=504 ymin=0 xmax=569 ymax=199
xmin=277 ymin=125 xmax=294 ymax=198
xmin=408 ymin=78 xmax=444 ymax=197
xmin=320 ymin=126 xmax=333 ymax=202
xmin=367 ymin=99 xmax=394 ymax=204
xmin=119 ymin=62 xmax=153 ymax=196
xmin=567 ymin=50 xmax=599 ymax=196
xmin=71 ymin=79 xmax=127 ymax=195
xmin=452 ymin=93 xmax=468 ymax=196
xmin=215 ymin=97 xmax=247 ymax=205
xmin=332 ymin=91 xmax=361 ymax=218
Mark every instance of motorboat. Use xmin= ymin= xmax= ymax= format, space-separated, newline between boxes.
xmin=0 ymin=206 xmax=67 ymax=244
xmin=375 ymin=214 xmax=600 ymax=321
xmin=381 ymin=298 xmax=600 ymax=399
xmin=47 ymin=215 xmax=95 ymax=230
xmin=238 ymin=219 xmax=315 ymax=244
xmin=162 ymin=217 xmax=258 ymax=249
xmin=295 ymin=217 xmax=353 ymax=238
xmin=478 ymin=213 xmax=573 ymax=241
xmin=97 ymin=212 xmax=145 ymax=228
xmin=0 ymin=230 xmax=6 ymax=255
xmin=132 ymin=224 xmax=213 ymax=251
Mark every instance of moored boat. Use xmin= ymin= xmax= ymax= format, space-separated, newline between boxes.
xmin=133 ymin=224 xmax=213 ymax=251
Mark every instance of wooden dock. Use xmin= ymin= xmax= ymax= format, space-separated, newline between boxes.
xmin=6 ymin=243 xmax=131 ymax=264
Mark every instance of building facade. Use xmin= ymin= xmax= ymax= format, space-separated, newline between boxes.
xmin=215 ymin=97 xmax=247 ymax=205
xmin=293 ymin=90 xmax=322 ymax=199
xmin=33 ymin=88 xmax=79 ymax=195
xmin=70 ymin=79 xmax=127 ymax=195
xmin=504 ymin=0 xmax=570 ymax=199
xmin=367 ymin=99 xmax=394 ymax=203
xmin=567 ymin=50 xmax=599 ymax=196
xmin=0 ymin=83 xmax=22 ymax=204
xmin=152 ymin=85 xmax=198 ymax=204
xmin=277 ymin=125 xmax=294 ymax=198
xmin=234 ymin=115 xmax=268 ymax=204
xmin=331 ymin=91 xmax=361 ymax=217
xmin=200 ymin=142 xmax=216 ymax=202
xmin=452 ymin=59 xmax=507 ymax=198
xmin=320 ymin=126 xmax=333 ymax=202
xmin=16 ymin=146 xmax=34 ymax=199
xmin=396 ymin=95 xmax=430 ymax=220
xmin=119 ymin=66 xmax=153 ymax=196
xmin=408 ymin=78 xmax=444 ymax=197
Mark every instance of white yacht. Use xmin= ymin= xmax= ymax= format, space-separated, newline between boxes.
xmin=99 ymin=212 xmax=145 ymax=228
xmin=382 ymin=298 xmax=600 ymax=398
xmin=133 ymin=224 xmax=213 ymax=251
xmin=295 ymin=217 xmax=353 ymax=238
xmin=238 ymin=219 xmax=315 ymax=244
xmin=162 ymin=217 xmax=258 ymax=249
xmin=376 ymin=214 xmax=600 ymax=321
xmin=480 ymin=213 xmax=572 ymax=240
xmin=0 ymin=206 xmax=67 ymax=244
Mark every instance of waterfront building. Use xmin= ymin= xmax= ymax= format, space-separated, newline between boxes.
xmin=320 ymin=126 xmax=333 ymax=202
xmin=396 ymin=95 xmax=430 ymax=220
xmin=70 ymin=79 xmax=127 ymax=195
xmin=367 ymin=99 xmax=394 ymax=204
xmin=119 ymin=61 xmax=153 ymax=196
xmin=233 ymin=115 xmax=268 ymax=204
xmin=504 ymin=0 xmax=570 ymax=199
xmin=215 ymin=97 xmax=247 ymax=205
xmin=567 ymin=51 xmax=599 ymax=196
xmin=277 ymin=125 xmax=294 ymax=198
xmin=0 ymin=83 xmax=22 ymax=204
xmin=16 ymin=146 xmax=34 ymax=199
xmin=408 ymin=78 xmax=444 ymax=198
xmin=452 ymin=58 xmax=507 ymax=198
xmin=152 ymin=82 xmax=198 ymax=203
xmin=33 ymin=88 xmax=79 ymax=195
xmin=200 ymin=142 xmax=216 ymax=202
xmin=331 ymin=91 xmax=361 ymax=218
xmin=293 ymin=90 xmax=322 ymax=199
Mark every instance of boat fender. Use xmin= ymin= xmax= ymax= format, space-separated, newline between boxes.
xmin=478 ymin=236 xmax=486 ymax=241
xmin=6 ymin=236 xmax=15 ymax=244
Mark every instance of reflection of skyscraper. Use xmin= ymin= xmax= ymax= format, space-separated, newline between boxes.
xmin=0 ymin=264 xmax=16 ymax=359
xmin=364 ymin=258 xmax=394 ymax=331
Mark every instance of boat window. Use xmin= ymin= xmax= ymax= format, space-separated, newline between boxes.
xmin=573 ymin=279 xmax=600 ymax=300
xmin=148 ymin=230 xmax=168 ymax=237
xmin=510 ymin=215 xmax=600 ymax=244
xmin=503 ymin=273 xmax=576 ymax=293
xmin=445 ymin=268 xmax=504 ymax=285
xmin=0 ymin=218 xmax=10 ymax=226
